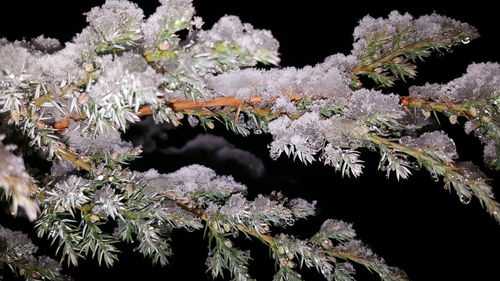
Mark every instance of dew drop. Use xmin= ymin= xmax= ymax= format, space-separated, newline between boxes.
xmin=461 ymin=37 xmax=471 ymax=44
xmin=459 ymin=195 xmax=471 ymax=204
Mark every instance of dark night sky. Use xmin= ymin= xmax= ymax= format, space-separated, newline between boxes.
xmin=0 ymin=1 xmax=499 ymax=281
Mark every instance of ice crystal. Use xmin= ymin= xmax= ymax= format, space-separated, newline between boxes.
xmin=45 ymin=175 xmax=90 ymax=210
xmin=27 ymin=47 xmax=87 ymax=82
xmin=0 ymin=225 xmax=38 ymax=258
xmin=29 ymin=35 xmax=62 ymax=53
xmin=65 ymin=125 xmax=133 ymax=154
xmin=0 ymin=41 xmax=31 ymax=75
xmin=410 ymin=62 xmax=500 ymax=102
xmin=319 ymin=117 xmax=367 ymax=147
xmin=483 ymin=140 xmax=497 ymax=165
xmin=205 ymin=64 xmax=352 ymax=102
xmin=197 ymin=15 xmax=279 ymax=55
xmin=400 ymin=131 xmax=458 ymax=163
xmin=319 ymin=53 xmax=358 ymax=73
xmin=346 ymin=89 xmax=404 ymax=120
xmin=352 ymin=11 xmax=477 ymax=57
xmin=268 ymin=113 xmax=325 ymax=163
xmin=85 ymin=0 xmax=144 ymax=47
xmin=142 ymin=0 xmax=195 ymax=47
xmin=91 ymin=53 xmax=162 ymax=105
xmin=50 ymin=160 xmax=76 ymax=177
xmin=0 ymin=135 xmax=38 ymax=221
xmin=92 ymin=186 xmax=125 ymax=220
xmin=142 ymin=165 xmax=247 ymax=200
xmin=317 ymin=219 xmax=356 ymax=242
xmin=413 ymin=13 xmax=477 ymax=42
xmin=287 ymin=198 xmax=316 ymax=219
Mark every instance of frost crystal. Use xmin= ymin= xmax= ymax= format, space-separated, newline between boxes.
xmin=65 ymin=125 xmax=133 ymax=154
xmin=319 ymin=53 xmax=358 ymax=73
xmin=346 ymin=89 xmax=404 ymax=120
xmin=142 ymin=0 xmax=195 ymax=47
xmin=29 ymin=35 xmax=62 ymax=53
xmin=483 ymin=140 xmax=497 ymax=165
xmin=91 ymin=53 xmax=162 ymax=104
xmin=85 ymin=0 xmax=144 ymax=47
xmin=92 ymin=186 xmax=125 ymax=220
xmin=353 ymin=11 xmax=413 ymax=56
xmin=27 ymin=47 xmax=87 ymax=82
xmin=0 ymin=135 xmax=38 ymax=221
xmin=205 ymin=64 xmax=352 ymax=102
xmin=0 ymin=226 xmax=38 ymax=257
xmin=317 ymin=219 xmax=356 ymax=242
xmin=46 ymin=175 xmax=90 ymax=210
xmin=268 ymin=113 xmax=325 ymax=163
xmin=288 ymin=198 xmax=316 ymax=218
xmin=197 ymin=15 xmax=279 ymax=55
xmin=142 ymin=164 xmax=247 ymax=200
xmin=319 ymin=117 xmax=367 ymax=147
xmin=352 ymin=11 xmax=477 ymax=57
xmin=410 ymin=62 xmax=500 ymax=102
xmin=400 ymin=131 xmax=458 ymax=163
xmin=0 ymin=41 xmax=31 ymax=75
xmin=413 ymin=13 xmax=477 ymax=42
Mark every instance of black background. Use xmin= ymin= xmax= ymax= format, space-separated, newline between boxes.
xmin=0 ymin=1 xmax=499 ymax=281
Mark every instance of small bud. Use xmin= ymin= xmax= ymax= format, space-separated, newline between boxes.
xmin=321 ymin=239 xmax=333 ymax=249
xmin=158 ymin=40 xmax=170 ymax=51
xmin=36 ymin=121 xmax=47 ymax=129
xmin=80 ymin=156 xmax=92 ymax=162
xmin=279 ymin=257 xmax=288 ymax=266
xmin=125 ymin=183 xmax=133 ymax=193
xmin=277 ymin=246 xmax=285 ymax=254
xmin=78 ymin=93 xmax=90 ymax=105
xmin=223 ymin=223 xmax=231 ymax=233
xmin=373 ymin=53 xmax=381 ymax=59
xmin=448 ymin=115 xmax=457 ymax=124
xmin=20 ymin=107 xmax=28 ymax=117
xmin=83 ymin=62 xmax=94 ymax=72
xmin=393 ymin=57 xmax=403 ymax=64
xmin=261 ymin=224 xmax=270 ymax=233
xmin=287 ymin=260 xmax=296 ymax=268
xmin=422 ymin=109 xmax=431 ymax=118
xmin=176 ymin=112 xmax=184 ymax=119
xmin=374 ymin=67 xmax=383 ymax=74
xmin=469 ymin=107 xmax=478 ymax=117
xmin=482 ymin=116 xmax=492 ymax=123
xmin=90 ymin=214 xmax=101 ymax=222
xmin=286 ymin=252 xmax=294 ymax=260
xmin=10 ymin=111 xmax=20 ymax=122
xmin=224 ymin=240 xmax=233 ymax=248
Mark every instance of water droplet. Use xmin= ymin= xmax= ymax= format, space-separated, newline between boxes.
xmin=459 ymin=195 xmax=471 ymax=204
xmin=462 ymin=37 xmax=471 ymax=44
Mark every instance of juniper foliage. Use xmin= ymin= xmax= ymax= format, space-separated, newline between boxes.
xmin=0 ymin=0 xmax=498 ymax=280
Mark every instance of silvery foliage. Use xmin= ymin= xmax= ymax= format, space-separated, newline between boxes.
xmin=400 ymin=131 xmax=458 ymax=163
xmin=410 ymin=63 xmax=500 ymax=167
xmin=0 ymin=0 xmax=498 ymax=280
xmin=0 ymin=135 xmax=38 ymax=221
xmin=410 ymin=63 xmax=500 ymax=102
xmin=0 ymin=225 xmax=69 ymax=281
xmin=351 ymin=11 xmax=476 ymax=57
